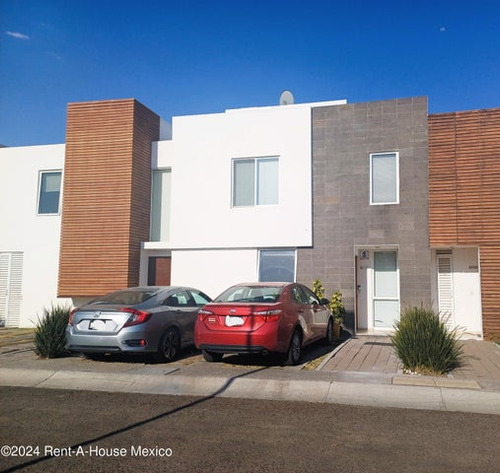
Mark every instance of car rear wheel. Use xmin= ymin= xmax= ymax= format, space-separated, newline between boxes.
xmin=155 ymin=327 xmax=181 ymax=362
xmin=202 ymin=350 xmax=223 ymax=362
xmin=324 ymin=317 xmax=335 ymax=346
xmin=284 ymin=329 xmax=302 ymax=366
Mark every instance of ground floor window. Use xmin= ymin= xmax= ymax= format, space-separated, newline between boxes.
xmin=258 ymin=249 xmax=295 ymax=282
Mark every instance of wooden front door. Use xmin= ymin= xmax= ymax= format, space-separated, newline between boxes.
xmin=147 ymin=257 xmax=171 ymax=286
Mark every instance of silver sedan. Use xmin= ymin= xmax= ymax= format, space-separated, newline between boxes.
xmin=66 ymin=286 xmax=212 ymax=362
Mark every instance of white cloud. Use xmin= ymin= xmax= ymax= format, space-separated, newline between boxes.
xmin=439 ymin=26 xmax=446 ymax=32
xmin=48 ymin=51 xmax=63 ymax=61
xmin=6 ymin=31 xmax=30 ymax=40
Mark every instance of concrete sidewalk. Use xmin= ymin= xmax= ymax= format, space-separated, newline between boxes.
xmin=0 ymin=329 xmax=499 ymax=415
xmin=319 ymin=335 xmax=500 ymax=406
xmin=320 ymin=335 xmax=500 ymax=390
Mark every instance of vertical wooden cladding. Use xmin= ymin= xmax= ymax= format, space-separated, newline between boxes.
xmin=429 ymin=108 xmax=500 ymax=338
xmin=58 ymin=99 xmax=159 ymax=297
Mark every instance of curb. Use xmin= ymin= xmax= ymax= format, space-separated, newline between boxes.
xmin=1 ymin=367 xmax=499 ymax=415
xmin=315 ymin=337 xmax=353 ymax=371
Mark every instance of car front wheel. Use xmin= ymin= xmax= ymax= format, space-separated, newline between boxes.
xmin=155 ymin=327 xmax=181 ymax=362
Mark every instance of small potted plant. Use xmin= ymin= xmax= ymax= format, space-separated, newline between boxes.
xmin=329 ymin=291 xmax=345 ymax=339
xmin=312 ymin=280 xmax=345 ymax=340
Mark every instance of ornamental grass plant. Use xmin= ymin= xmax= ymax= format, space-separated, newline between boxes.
xmin=34 ymin=304 xmax=71 ymax=358
xmin=391 ymin=306 xmax=463 ymax=376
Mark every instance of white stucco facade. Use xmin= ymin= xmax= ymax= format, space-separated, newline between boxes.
xmin=171 ymin=249 xmax=259 ymax=299
xmin=150 ymin=101 xmax=346 ymax=249
xmin=0 ymin=144 xmax=71 ymax=327
xmin=141 ymin=100 xmax=346 ymax=297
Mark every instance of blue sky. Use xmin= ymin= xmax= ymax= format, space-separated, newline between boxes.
xmin=1 ymin=0 xmax=499 ymax=146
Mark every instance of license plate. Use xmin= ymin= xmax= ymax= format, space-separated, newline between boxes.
xmin=225 ymin=315 xmax=244 ymax=327
xmin=89 ymin=319 xmax=107 ymax=331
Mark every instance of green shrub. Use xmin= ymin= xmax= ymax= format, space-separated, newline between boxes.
xmin=312 ymin=279 xmax=345 ymax=323
xmin=329 ymin=291 xmax=346 ymax=320
xmin=312 ymin=279 xmax=325 ymax=300
xmin=391 ymin=306 xmax=463 ymax=375
xmin=34 ymin=304 xmax=71 ymax=358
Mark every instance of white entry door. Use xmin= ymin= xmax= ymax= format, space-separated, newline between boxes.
xmin=0 ymin=252 xmax=24 ymax=327
xmin=373 ymin=251 xmax=400 ymax=329
xmin=356 ymin=248 xmax=400 ymax=331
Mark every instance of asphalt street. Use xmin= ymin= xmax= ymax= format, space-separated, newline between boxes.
xmin=1 ymin=386 xmax=498 ymax=473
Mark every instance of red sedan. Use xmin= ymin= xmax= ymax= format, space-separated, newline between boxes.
xmin=194 ymin=282 xmax=334 ymax=365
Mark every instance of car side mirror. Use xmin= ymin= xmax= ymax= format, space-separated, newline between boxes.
xmin=320 ymin=298 xmax=330 ymax=306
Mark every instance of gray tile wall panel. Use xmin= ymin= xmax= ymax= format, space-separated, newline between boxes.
xmin=297 ymin=97 xmax=432 ymax=331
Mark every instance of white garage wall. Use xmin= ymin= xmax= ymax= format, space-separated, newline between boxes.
xmin=171 ymin=249 xmax=259 ymax=299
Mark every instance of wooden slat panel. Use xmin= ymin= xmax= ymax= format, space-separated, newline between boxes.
xmin=479 ymin=246 xmax=500 ymax=340
xmin=429 ymin=108 xmax=500 ymax=339
xmin=429 ymin=113 xmax=458 ymax=245
xmin=128 ymin=101 xmax=161 ymax=283
xmin=58 ymin=99 xmax=159 ymax=297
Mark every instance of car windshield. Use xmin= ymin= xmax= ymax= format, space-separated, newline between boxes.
xmin=214 ymin=285 xmax=283 ymax=303
xmin=91 ymin=289 xmax=160 ymax=305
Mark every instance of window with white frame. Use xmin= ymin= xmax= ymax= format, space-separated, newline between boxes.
xmin=370 ymin=152 xmax=399 ymax=205
xmin=232 ymin=157 xmax=279 ymax=207
xmin=38 ymin=171 xmax=62 ymax=215
xmin=258 ymin=249 xmax=295 ymax=282
xmin=150 ymin=169 xmax=172 ymax=241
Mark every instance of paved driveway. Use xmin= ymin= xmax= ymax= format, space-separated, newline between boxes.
xmin=2 ymin=328 xmax=500 ymax=387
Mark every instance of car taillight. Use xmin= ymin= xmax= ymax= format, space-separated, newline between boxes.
xmin=198 ymin=309 xmax=214 ymax=321
xmin=254 ymin=309 xmax=282 ymax=322
xmin=122 ymin=308 xmax=152 ymax=327
xmin=68 ymin=308 xmax=78 ymax=326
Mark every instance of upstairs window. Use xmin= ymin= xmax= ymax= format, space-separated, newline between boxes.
xmin=38 ymin=171 xmax=62 ymax=215
xmin=150 ymin=169 xmax=172 ymax=241
xmin=370 ymin=152 xmax=399 ymax=205
xmin=233 ymin=157 xmax=279 ymax=207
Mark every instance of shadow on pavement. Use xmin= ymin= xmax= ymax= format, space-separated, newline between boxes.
xmin=220 ymin=338 xmax=345 ymax=367
xmin=68 ymin=337 xmax=348 ymax=368
xmin=78 ymin=346 xmax=202 ymax=365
